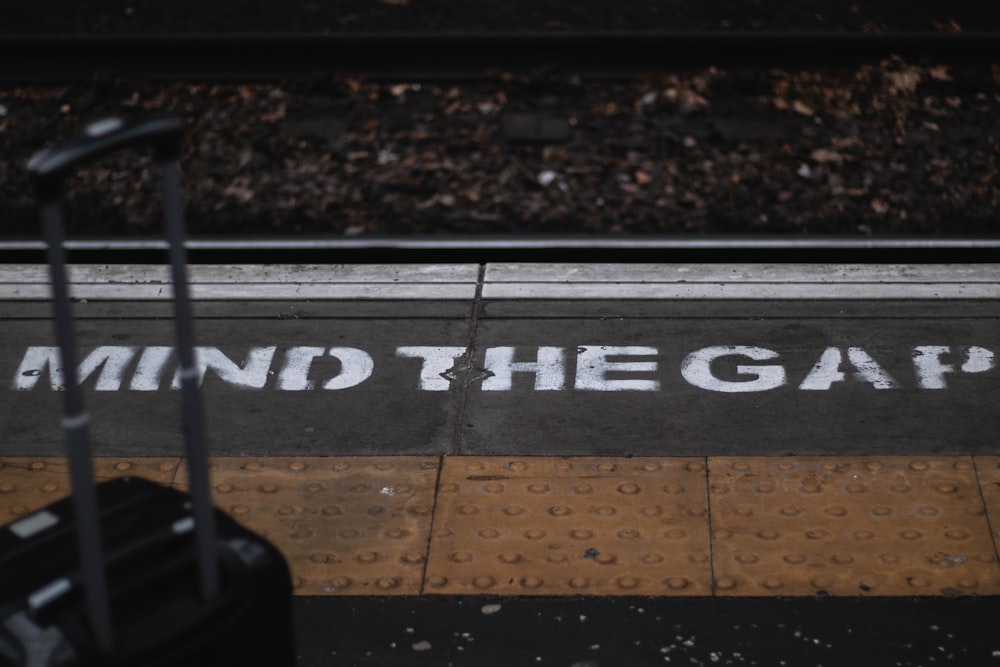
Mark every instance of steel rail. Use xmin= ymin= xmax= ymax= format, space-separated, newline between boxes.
xmin=1 ymin=32 xmax=996 ymax=82
xmin=2 ymin=236 xmax=998 ymax=264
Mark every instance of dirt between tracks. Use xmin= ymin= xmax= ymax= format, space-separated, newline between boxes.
xmin=4 ymin=0 xmax=999 ymax=34
xmin=1 ymin=60 xmax=998 ymax=238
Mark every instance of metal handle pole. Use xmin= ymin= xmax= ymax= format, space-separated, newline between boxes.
xmin=41 ymin=202 xmax=114 ymax=653
xmin=160 ymin=161 xmax=219 ymax=601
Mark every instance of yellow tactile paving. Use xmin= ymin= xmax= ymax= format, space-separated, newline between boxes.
xmin=0 ymin=457 xmax=180 ymax=522
xmin=176 ymin=456 xmax=439 ymax=596
xmin=976 ymin=457 xmax=1000 ymax=547
xmin=2 ymin=455 xmax=1000 ymax=597
xmin=424 ymin=456 xmax=712 ymax=595
xmin=710 ymin=456 xmax=1000 ymax=596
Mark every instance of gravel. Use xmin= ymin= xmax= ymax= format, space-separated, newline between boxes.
xmin=2 ymin=59 xmax=998 ymax=239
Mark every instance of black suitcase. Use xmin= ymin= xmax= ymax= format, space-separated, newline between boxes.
xmin=0 ymin=117 xmax=295 ymax=666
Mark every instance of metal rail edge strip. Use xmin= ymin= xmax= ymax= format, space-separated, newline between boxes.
xmin=2 ymin=236 xmax=999 ymax=264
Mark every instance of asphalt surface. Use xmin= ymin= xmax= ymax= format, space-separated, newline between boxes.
xmin=3 ymin=298 xmax=1000 ymax=458
xmin=293 ymin=596 xmax=1000 ymax=666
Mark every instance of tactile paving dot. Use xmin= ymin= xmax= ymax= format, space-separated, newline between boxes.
xmin=424 ymin=456 xmax=711 ymax=595
xmin=710 ymin=456 xmax=1000 ymax=597
xmin=0 ymin=457 xmax=181 ymax=522
xmin=177 ymin=457 xmax=438 ymax=596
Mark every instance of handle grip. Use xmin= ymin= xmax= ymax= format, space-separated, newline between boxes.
xmin=27 ymin=116 xmax=183 ymax=202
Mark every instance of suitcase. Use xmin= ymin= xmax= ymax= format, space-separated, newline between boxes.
xmin=0 ymin=116 xmax=295 ymax=666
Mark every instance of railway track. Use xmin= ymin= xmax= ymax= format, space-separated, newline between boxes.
xmin=4 ymin=31 xmax=997 ymax=266
xmin=1 ymin=32 xmax=997 ymax=82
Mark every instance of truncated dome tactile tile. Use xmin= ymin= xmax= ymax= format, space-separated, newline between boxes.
xmin=0 ymin=457 xmax=181 ymax=522
xmin=176 ymin=456 xmax=439 ymax=596
xmin=424 ymin=456 xmax=712 ymax=595
xmin=975 ymin=457 xmax=1000 ymax=552
xmin=5 ymin=456 xmax=1000 ymax=598
xmin=709 ymin=456 xmax=1000 ymax=596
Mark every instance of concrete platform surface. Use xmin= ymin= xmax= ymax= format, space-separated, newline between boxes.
xmin=2 ymin=263 xmax=1000 ymax=665
xmin=2 ymin=264 xmax=999 ymax=457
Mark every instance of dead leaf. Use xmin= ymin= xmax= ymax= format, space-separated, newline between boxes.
xmin=810 ymin=148 xmax=845 ymax=164
xmin=831 ymin=136 xmax=861 ymax=149
xmin=792 ymin=100 xmax=814 ymax=116
xmin=477 ymin=101 xmax=499 ymax=115
xmin=237 ymin=148 xmax=253 ymax=169
xmin=260 ymin=109 xmax=286 ymax=124
xmin=677 ymin=90 xmax=708 ymax=114
xmin=870 ymin=198 xmax=890 ymax=214
xmin=223 ymin=184 xmax=254 ymax=204
xmin=932 ymin=18 xmax=961 ymax=33
xmin=927 ymin=65 xmax=951 ymax=82
xmin=886 ymin=69 xmax=920 ymax=95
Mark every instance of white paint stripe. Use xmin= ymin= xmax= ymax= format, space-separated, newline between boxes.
xmin=0 ymin=264 xmax=479 ymax=301
xmin=484 ymin=263 xmax=1000 ymax=297
xmin=481 ymin=283 xmax=1000 ymax=300
xmin=485 ymin=263 xmax=1000 ymax=283
xmin=0 ymin=264 xmax=480 ymax=284
xmin=0 ymin=284 xmax=476 ymax=300
xmin=4 ymin=263 xmax=994 ymax=285
xmin=3 ymin=264 xmax=1000 ymax=301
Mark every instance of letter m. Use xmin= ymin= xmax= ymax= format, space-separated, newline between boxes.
xmin=12 ymin=346 xmax=137 ymax=391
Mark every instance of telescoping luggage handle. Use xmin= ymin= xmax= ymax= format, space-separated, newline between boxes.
xmin=27 ymin=117 xmax=218 ymax=653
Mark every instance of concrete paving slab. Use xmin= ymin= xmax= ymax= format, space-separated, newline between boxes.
xmin=484 ymin=263 xmax=1000 ymax=299
xmin=1 ymin=300 xmax=474 ymax=320
xmin=1 ymin=308 xmax=471 ymax=456
xmin=462 ymin=303 xmax=1000 ymax=456
xmin=0 ymin=264 xmax=481 ymax=300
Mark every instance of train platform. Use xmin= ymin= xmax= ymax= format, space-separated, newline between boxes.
xmin=2 ymin=262 xmax=1000 ymax=665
